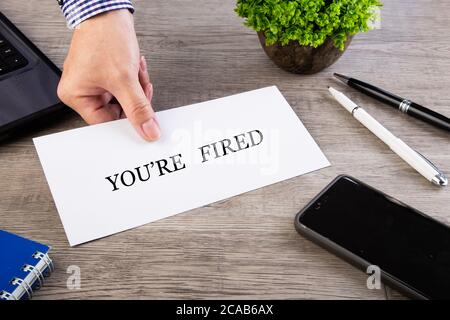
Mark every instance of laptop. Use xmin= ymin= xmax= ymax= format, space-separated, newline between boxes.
xmin=0 ymin=12 xmax=64 ymax=142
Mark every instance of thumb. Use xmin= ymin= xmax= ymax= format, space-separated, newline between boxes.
xmin=112 ymin=79 xmax=160 ymax=141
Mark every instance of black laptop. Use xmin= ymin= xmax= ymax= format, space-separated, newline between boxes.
xmin=0 ymin=12 xmax=64 ymax=141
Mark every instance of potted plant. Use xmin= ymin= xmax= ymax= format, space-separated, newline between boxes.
xmin=235 ymin=0 xmax=382 ymax=74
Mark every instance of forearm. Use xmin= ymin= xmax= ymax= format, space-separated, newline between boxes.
xmin=58 ymin=0 xmax=134 ymax=28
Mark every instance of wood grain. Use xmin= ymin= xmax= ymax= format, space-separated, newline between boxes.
xmin=1 ymin=0 xmax=449 ymax=299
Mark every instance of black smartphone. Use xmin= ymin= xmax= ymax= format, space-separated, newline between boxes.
xmin=295 ymin=175 xmax=450 ymax=300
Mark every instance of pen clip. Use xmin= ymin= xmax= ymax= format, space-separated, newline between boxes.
xmin=415 ymin=150 xmax=448 ymax=186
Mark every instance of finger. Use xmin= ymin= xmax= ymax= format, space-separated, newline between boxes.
xmin=119 ymin=107 xmax=127 ymax=119
xmin=144 ymin=82 xmax=153 ymax=102
xmin=106 ymin=103 xmax=123 ymax=121
xmin=139 ymin=56 xmax=154 ymax=105
xmin=139 ymin=56 xmax=151 ymax=87
xmin=71 ymin=98 xmax=122 ymax=124
xmin=111 ymin=78 xmax=160 ymax=141
xmin=100 ymin=92 xmax=114 ymax=105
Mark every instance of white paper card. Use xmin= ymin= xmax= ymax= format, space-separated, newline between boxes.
xmin=34 ymin=86 xmax=330 ymax=246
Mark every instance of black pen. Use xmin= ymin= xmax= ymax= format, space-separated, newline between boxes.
xmin=334 ymin=73 xmax=450 ymax=132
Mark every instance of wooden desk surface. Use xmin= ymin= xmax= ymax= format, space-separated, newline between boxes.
xmin=1 ymin=0 xmax=448 ymax=299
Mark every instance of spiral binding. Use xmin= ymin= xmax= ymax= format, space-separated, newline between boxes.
xmin=0 ymin=250 xmax=53 ymax=300
xmin=33 ymin=251 xmax=55 ymax=274
xmin=0 ymin=291 xmax=16 ymax=300
xmin=11 ymin=278 xmax=33 ymax=299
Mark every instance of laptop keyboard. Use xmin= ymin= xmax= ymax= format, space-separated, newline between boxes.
xmin=0 ymin=32 xmax=28 ymax=75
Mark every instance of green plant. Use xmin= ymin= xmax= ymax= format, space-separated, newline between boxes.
xmin=235 ymin=0 xmax=382 ymax=50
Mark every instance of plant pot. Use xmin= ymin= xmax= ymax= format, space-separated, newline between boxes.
xmin=257 ymin=31 xmax=353 ymax=75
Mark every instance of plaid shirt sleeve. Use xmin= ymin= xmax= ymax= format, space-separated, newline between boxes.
xmin=58 ymin=0 xmax=135 ymax=29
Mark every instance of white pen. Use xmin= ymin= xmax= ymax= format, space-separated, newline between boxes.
xmin=328 ymin=86 xmax=448 ymax=187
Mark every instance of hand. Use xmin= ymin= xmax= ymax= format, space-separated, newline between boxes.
xmin=57 ymin=9 xmax=160 ymax=141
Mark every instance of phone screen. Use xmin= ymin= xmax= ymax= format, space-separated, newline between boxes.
xmin=297 ymin=176 xmax=450 ymax=299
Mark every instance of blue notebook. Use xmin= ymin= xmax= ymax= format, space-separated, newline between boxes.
xmin=0 ymin=230 xmax=53 ymax=300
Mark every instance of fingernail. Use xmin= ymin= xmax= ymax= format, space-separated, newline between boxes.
xmin=140 ymin=56 xmax=147 ymax=71
xmin=141 ymin=118 xmax=161 ymax=141
xmin=146 ymin=83 xmax=153 ymax=101
xmin=139 ymin=57 xmax=144 ymax=71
